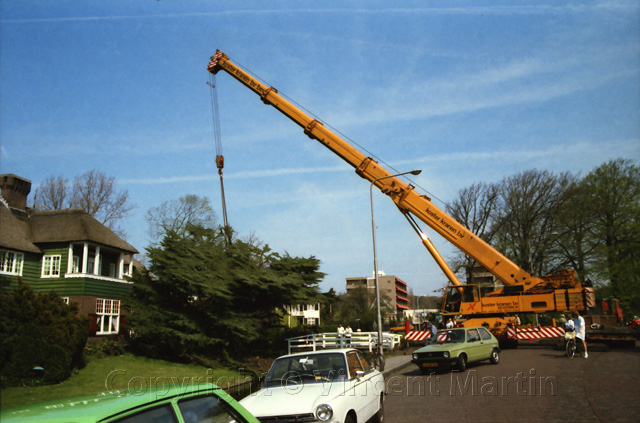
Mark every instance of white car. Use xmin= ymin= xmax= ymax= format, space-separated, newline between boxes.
xmin=240 ymin=348 xmax=385 ymax=423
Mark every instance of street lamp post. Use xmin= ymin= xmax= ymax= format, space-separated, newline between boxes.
xmin=370 ymin=169 xmax=422 ymax=358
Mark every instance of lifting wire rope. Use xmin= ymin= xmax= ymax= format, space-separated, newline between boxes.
xmin=208 ymin=73 xmax=231 ymax=245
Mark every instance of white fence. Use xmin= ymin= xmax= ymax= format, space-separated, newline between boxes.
xmin=287 ymin=332 xmax=403 ymax=355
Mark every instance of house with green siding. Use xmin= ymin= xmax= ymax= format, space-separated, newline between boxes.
xmin=0 ymin=174 xmax=139 ymax=337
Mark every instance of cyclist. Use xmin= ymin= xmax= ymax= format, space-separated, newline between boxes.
xmin=572 ymin=311 xmax=588 ymax=358
xmin=564 ymin=313 xmax=575 ymax=333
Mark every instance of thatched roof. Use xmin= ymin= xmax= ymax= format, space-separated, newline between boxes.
xmin=0 ymin=202 xmax=41 ymax=253
xmin=0 ymin=204 xmax=138 ymax=254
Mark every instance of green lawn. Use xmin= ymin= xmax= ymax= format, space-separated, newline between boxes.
xmin=0 ymin=353 xmax=248 ymax=409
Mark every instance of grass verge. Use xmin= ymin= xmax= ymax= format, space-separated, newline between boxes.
xmin=1 ymin=353 xmax=245 ymax=409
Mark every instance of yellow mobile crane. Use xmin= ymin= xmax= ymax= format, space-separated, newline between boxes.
xmin=207 ymin=50 xmax=595 ymax=345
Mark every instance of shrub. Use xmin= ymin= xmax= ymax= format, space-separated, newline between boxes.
xmin=0 ymin=281 xmax=89 ymax=387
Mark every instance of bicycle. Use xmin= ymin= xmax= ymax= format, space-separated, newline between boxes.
xmin=372 ymin=343 xmax=386 ymax=371
xmin=565 ymin=331 xmax=586 ymax=359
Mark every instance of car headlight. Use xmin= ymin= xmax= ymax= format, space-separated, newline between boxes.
xmin=413 ymin=353 xmax=418 ymax=360
xmin=443 ymin=351 xmax=450 ymax=359
xmin=316 ymin=404 xmax=333 ymax=422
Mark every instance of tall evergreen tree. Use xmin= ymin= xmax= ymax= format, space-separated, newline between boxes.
xmin=126 ymin=224 xmax=323 ymax=361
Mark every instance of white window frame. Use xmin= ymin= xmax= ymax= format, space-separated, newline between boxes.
xmin=96 ymin=298 xmax=120 ymax=335
xmin=72 ymin=256 xmax=80 ymax=273
xmin=0 ymin=250 xmax=24 ymax=276
xmin=42 ymin=254 xmax=62 ymax=278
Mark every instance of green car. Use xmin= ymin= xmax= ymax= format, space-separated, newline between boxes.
xmin=0 ymin=383 xmax=259 ymax=423
xmin=411 ymin=326 xmax=500 ymax=373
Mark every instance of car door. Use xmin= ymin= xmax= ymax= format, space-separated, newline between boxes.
xmin=477 ymin=327 xmax=495 ymax=360
xmin=346 ymin=350 xmax=371 ymax=420
xmin=354 ymin=350 xmax=381 ymax=420
xmin=465 ymin=329 xmax=483 ymax=362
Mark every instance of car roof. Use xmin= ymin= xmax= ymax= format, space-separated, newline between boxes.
xmin=0 ymin=383 xmax=227 ymax=423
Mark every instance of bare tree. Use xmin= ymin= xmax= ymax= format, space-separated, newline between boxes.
xmin=145 ymin=194 xmax=217 ymax=243
xmin=35 ymin=171 xmax=134 ymax=236
xmin=550 ymin=178 xmax=598 ymax=281
xmin=69 ymin=170 xmax=135 ymax=229
xmin=35 ymin=175 xmax=69 ymax=210
xmin=446 ymin=182 xmax=500 ymax=281
xmin=492 ymin=169 xmax=573 ymax=276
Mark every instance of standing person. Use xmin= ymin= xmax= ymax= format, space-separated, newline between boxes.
xmin=430 ymin=320 xmax=438 ymax=343
xmin=345 ymin=325 xmax=353 ymax=346
xmin=446 ymin=318 xmax=454 ymax=329
xmin=572 ymin=311 xmax=588 ymax=358
xmin=425 ymin=321 xmax=438 ymax=345
xmin=337 ymin=324 xmax=345 ymax=347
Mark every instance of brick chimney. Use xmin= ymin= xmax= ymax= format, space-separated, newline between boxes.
xmin=0 ymin=174 xmax=32 ymax=211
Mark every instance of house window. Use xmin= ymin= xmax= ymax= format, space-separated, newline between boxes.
xmin=0 ymin=250 xmax=24 ymax=276
xmin=109 ymin=263 xmax=116 ymax=278
xmin=72 ymin=256 xmax=80 ymax=273
xmin=42 ymin=255 xmax=62 ymax=278
xmin=96 ymin=298 xmax=120 ymax=335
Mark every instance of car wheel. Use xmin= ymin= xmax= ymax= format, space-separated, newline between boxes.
xmin=371 ymin=394 xmax=384 ymax=423
xmin=456 ymin=354 xmax=467 ymax=372
xmin=490 ymin=348 xmax=500 ymax=364
xmin=344 ymin=412 xmax=356 ymax=423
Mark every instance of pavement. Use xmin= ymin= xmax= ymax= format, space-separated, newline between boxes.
xmin=382 ymin=352 xmax=414 ymax=377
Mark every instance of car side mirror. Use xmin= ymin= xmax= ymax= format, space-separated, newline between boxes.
xmin=356 ymin=370 xmax=365 ymax=379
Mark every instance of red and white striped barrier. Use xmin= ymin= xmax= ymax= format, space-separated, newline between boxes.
xmin=405 ymin=331 xmax=429 ymax=341
xmin=406 ymin=327 xmax=566 ymax=342
xmin=405 ymin=331 xmax=448 ymax=342
xmin=508 ymin=326 xmax=565 ymax=340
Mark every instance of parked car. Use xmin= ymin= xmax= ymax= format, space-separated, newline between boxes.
xmin=0 ymin=383 xmax=258 ymax=423
xmin=240 ymin=348 xmax=385 ymax=423
xmin=389 ymin=323 xmax=413 ymax=333
xmin=411 ymin=326 xmax=500 ymax=373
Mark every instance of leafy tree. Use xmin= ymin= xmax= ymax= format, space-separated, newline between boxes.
xmin=145 ymin=194 xmax=217 ymax=244
xmin=126 ymin=224 xmax=323 ymax=361
xmin=582 ymin=159 xmax=640 ymax=318
xmin=319 ymin=288 xmax=339 ymax=325
xmin=0 ymin=281 xmax=89 ymax=386
xmin=333 ymin=287 xmax=393 ymax=331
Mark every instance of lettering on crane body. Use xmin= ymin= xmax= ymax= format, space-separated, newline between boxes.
xmin=426 ymin=207 xmax=466 ymax=240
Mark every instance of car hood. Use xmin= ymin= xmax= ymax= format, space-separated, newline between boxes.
xmin=240 ymin=382 xmax=346 ymax=417
xmin=415 ymin=343 xmax=461 ymax=353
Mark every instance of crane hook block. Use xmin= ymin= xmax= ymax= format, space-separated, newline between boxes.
xmin=216 ymin=155 xmax=224 ymax=169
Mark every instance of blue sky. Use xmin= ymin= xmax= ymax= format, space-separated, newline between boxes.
xmin=1 ymin=1 xmax=638 ymax=296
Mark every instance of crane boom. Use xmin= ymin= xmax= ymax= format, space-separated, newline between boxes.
xmin=208 ymin=50 xmax=571 ymax=290
xmin=207 ymin=50 xmax=593 ymax=344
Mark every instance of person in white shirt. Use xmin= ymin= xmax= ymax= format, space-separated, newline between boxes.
xmin=345 ymin=325 xmax=353 ymax=346
xmin=572 ymin=311 xmax=588 ymax=358
xmin=337 ymin=324 xmax=345 ymax=347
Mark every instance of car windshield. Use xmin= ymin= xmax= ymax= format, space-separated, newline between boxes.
xmin=435 ymin=329 xmax=465 ymax=344
xmin=264 ymin=353 xmax=347 ymax=387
